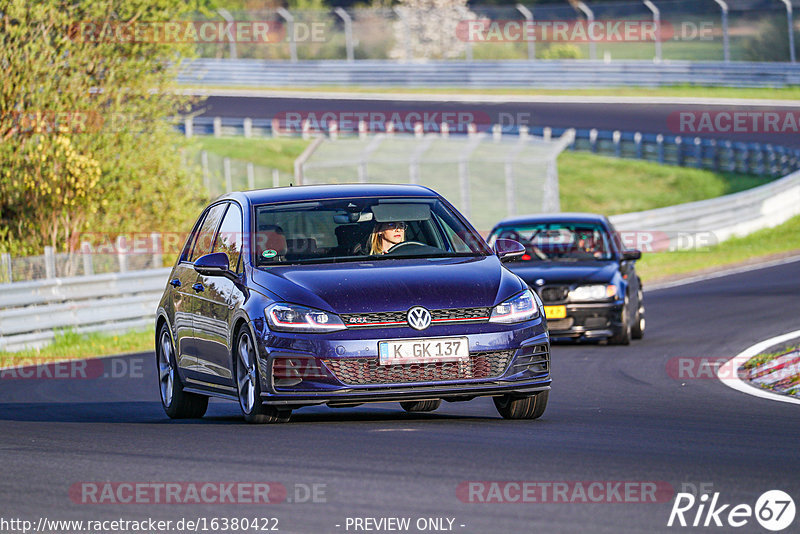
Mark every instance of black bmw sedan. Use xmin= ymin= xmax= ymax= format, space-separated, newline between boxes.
xmin=488 ymin=213 xmax=645 ymax=345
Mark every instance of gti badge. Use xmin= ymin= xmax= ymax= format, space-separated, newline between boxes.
xmin=407 ymin=306 xmax=432 ymax=330
xmin=535 ymin=279 xmax=545 ymax=287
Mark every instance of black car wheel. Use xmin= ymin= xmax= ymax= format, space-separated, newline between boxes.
xmin=235 ymin=327 xmax=291 ymax=424
xmin=631 ymin=284 xmax=645 ymax=340
xmin=608 ymin=294 xmax=632 ymax=345
xmin=493 ymin=390 xmax=549 ymax=419
xmin=400 ymin=400 xmax=442 ymax=412
xmin=157 ymin=323 xmax=208 ymax=419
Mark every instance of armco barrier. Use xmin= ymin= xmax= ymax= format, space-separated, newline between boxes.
xmin=178 ymin=59 xmax=800 ymax=89
xmin=0 ymin=268 xmax=170 ymax=351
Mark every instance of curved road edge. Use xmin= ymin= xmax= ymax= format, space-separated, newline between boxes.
xmin=718 ymin=330 xmax=800 ymax=406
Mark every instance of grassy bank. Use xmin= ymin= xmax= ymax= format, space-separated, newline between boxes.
xmin=0 ymin=329 xmax=153 ymax=367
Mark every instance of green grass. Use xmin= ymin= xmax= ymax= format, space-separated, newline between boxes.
xmin=0 ymin=329 xmax=154 ymax=367
xmin=189 ymin=137 xmax=309 ymax=173
xmin=558 ymin=152 xmax=767 ymax=215
xmin=183 ymin=84 xmax=800 ymax=101
xmin=637 ymin=214 xmax=800 ymax=282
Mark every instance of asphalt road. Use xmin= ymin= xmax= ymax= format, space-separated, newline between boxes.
xmin=1 ymin=260 xmax=799 ymax=533
xmin=197 ymin=95 xmax=800 ymax=147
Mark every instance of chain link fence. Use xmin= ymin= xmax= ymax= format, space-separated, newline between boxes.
xmin=298 ymin=130 xmax=572 ymax=232
xmin=187 ymin=0 xmax=800 ymax=63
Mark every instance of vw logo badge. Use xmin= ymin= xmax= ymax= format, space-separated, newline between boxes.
xmin=407 ymin=306 xmax=432 ymax=331
xmin=535 ymin=278 xmax=545 ymax=287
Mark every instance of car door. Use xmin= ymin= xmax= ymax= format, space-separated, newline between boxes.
xmin=181 ymin=202 xmax=228 ymax=382
xmin=192 ymin=202 xmax=245 ymax=387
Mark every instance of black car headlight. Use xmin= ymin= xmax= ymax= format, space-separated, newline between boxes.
xmin=266 ymin=303 xmax=346 ymax=333
xmin=489 ymin=289 xmax=540 ymax=324
xmin=568 ymin=284 xmax=617 ymax=301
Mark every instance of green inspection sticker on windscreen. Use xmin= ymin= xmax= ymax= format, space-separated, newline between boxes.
xmin=262 ymin=250 xmax=278 ymax=258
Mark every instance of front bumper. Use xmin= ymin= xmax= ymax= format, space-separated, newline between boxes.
xmin=250 ymin=318 xmax=551 ymax=406
xmin=546 ymin=300 xmax=624 ymax=340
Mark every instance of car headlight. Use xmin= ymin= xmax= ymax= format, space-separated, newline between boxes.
xmin=265 ymin=303 xmax=346 ymax=333
xmin=568 ymin=284 xmax=617 ymax=301
xmin=489 ymin=289 xmax=540 ymax=324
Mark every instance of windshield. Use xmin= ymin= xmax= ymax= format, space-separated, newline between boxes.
xmin=252 ymin=197 xmax=491 ymax=266
xmin=488 ymin=222 xmax=615 ymax=262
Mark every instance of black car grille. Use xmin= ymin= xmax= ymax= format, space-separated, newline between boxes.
xmin=322 ymin=350 xmax=512 ymax=385
xmin=508 ymin=344 xmax=550 ymax=375
xmin=547 ymin=318 xmax=574 ymax=331
xmin=539 ymin=286 xmax=569 ymax=303
xmin=340 ymin=307 xmax=491 ymax=328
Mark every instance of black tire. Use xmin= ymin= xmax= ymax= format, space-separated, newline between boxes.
xmin=156 ymin=323 xmax=208 ymax=419
xmin=235 ymin=326 xmax=291 ymax=424
xmin=400 ymin=399 xmax=441 ymax=412
xmin=494 ymin=390 xmax=549 ymax=420
xmin=631 ymin=283 xmax=645 ymax=340
xmin=608 ymin=294 xmax=632 ymax=345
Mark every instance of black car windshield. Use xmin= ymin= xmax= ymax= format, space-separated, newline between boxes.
xmin=488 ymin=222 xmax=614 ymax=262
xmin=252 ymin=197 xmax=491 ymax=266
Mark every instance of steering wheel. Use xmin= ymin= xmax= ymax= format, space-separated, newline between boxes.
xmin=386 ymin=241 xmax=427 ymax=254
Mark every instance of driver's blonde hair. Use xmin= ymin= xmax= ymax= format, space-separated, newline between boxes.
xmin=368 ymin=224 xmax=386 ymax=255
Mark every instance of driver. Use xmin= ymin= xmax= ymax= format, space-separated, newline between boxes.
xmin=368 ymin=221 xmax=407 ymax=254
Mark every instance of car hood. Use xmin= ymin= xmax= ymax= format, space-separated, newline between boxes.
xmin=250 ymin=256 xmax=524 ymax=313
xmin=506 ymin=261 xmax=619 ymax=285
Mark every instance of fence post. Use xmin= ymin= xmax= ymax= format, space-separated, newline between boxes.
xmin=116 ymin=236 xmax=128 ymax=273
xmin=1 ymin=252 xmax=11 ymax=283
xmin=780 ymin=0 xmax=796 ymax=63
xmin=656 ymin=134 xmax=664 ymax=164
xmin=710 ymin=139 xmax=719 ymax=171
xmin=714 ymin=0 xmax=730 ymax=62
xmin=201 ymin=150 xmax=210 ymax=191
xmin=543 ymin=126 xmax=552 ymax=141
xmin=277 ymin=8 xmax=298 ymax=63
xmin=217 ymin=8 xmax=237 ymax=59
xmin=516 ymin=4 xmax=536 ymax=60
xmin=335 ymin=7 xmax=355 ymax=62
xmin=492 ymin=124 xmax=502 ymax=142
xmin=634 ymin=132 xmax=643 ymax=159
xmin=224 ymin=157 xmax=233 ymax=192
xmin=272 ymin=169 xmax=280 ymax=188
xmin=440 ymin=122 xmax=450 ymax=138
xmin=247 ymin=162 xmax=255 ymax=189
xmin=184 ymin=116 xmax=193 ymax=138
xmin=44 ymin=246 xmax=56 ymax=279
xmin=694 ymin=137 xmax=703 ymax=168
xmin=271 ymin=117 xmax=281 ymax=137
xmin=574 ymin=2 xmax=597 ymax=60
xmin=613 ymin=130 xmax=622 ymax=158
xmin=642 ymin=0 xmax=661 ymax=62
xmin=81 ymin=242 xmax=93 ymax=276
xmin=151 ymin=232 xmax=162 ymax=269
xmin=243 ymin=117 xmax=252 ymax=138
xmin=358 ymin=120 xmax=368 ymax=140
xmin=675 ymin=136 xmax=683 ymax=166
xmin=519 ymin=125 xmax=529 ymax=140
xmin=213 ymin=117 xmax=222 ymax=138
xmin=589 ymin=128 xmax=598 ymax=153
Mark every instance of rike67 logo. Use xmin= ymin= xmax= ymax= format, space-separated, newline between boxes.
xmin=668 ymin=490 xmax=795 ymax=531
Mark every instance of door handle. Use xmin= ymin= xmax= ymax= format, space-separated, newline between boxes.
xmin=169 ymin=278 xmax=181 ymax=288
xmin=192 ymin=283 xmax=204 ymax=292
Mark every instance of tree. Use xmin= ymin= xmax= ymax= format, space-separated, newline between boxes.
xmin=390 ymin=0 xmax=478 ymax=60
xmin=0 ymin=0 xmax=209 ymax=256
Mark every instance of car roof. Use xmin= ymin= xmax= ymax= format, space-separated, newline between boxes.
xmin=493 ymin=212 xmax=609 ymax=228
xmin=219 ymin=183 xmax=440 ymax=206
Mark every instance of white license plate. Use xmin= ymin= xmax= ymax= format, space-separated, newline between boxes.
xmin=378 ymin=337 xmax=469 ymax=365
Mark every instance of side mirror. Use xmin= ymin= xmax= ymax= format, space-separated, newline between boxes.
xmin=193 ymin=252 xmax=231 ymax=276
xmin=622 ymin=249 xmax=642 ymax=261
xmin=493 ymin=239 xmax=525 ymax=262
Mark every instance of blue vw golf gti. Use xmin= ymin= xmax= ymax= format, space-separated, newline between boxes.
xmin=155 ymin=184 xmax=551 ymax=423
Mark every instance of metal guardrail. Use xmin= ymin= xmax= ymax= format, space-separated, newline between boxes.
xmin=178 ymin=59 xmax=800 ymax=88
xmin=0 ymin=269 xmax=170 ymax=351
xmin=609 ymin=168 xmax=800 ymax=250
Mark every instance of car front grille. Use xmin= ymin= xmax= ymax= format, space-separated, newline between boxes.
xmin=340 ymin=307 xmax=491 ymax=328
xmin=547 ymin=317 xmax=575 ymax=331
xmin=508 ymin=344 xmax=550 ymax=376
xmin=539 ymin=286 xmax=569 ymax=303
xmin=322 ymin=350 xmax=512 ymax=386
